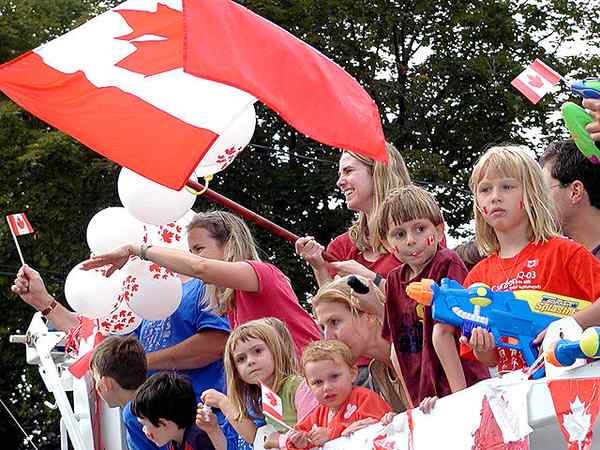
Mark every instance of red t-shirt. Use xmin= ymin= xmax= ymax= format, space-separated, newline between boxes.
xmin=382 ymin=247 xmax=489 ymax=405
xmin=326 ymin=232 xmax=402 ymax=277
xmin=464 ymin=237 xmax=600 ymax=371
xmin=286 ymin=386 xmax=391 ymax=450
xmin=228 ymin=261 xmax=321 ymax=359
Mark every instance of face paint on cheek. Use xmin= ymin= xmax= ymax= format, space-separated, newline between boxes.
xmin=482 ymin=206 xmax=488 ymax=215
xmin=519 ymin=200 xmax=524 ymax=209
xmin=426 ymin=235 xmax=435 ymax=246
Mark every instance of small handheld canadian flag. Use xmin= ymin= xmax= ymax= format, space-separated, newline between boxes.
xmin=6 ymin=213 xmax=34 ymax=266
xmin=260 ymin=383 xmax=293 ymax=431
xmin=511 ymin=59 xmax=563 ymax=104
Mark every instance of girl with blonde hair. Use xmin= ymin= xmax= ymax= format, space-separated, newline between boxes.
xmin=462 ymin=145 xmax=600 ymax=371
xmin=83 ymin=210 xmax=320 ymax=358
xmin=296 ymin=142 xmax=412 ymax=287
xmin=199 ymin=319 xmax=317 ymax=449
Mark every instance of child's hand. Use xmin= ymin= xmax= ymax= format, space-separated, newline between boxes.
xmin=340 ymin=418 xmax=378 ymax=437
xmin=288 ymin=430 xmax=310 ymax=449
xmin=350 ymin=280 xmax=385 ymax=320
xmin=307 ymin=426 xmax=329 ymax=445
xmin=419 ymin=396 xmax=438 ymax=414
xmin=583 ymin=98 xmax=600 ymax=140
xmin=459 ymin=328 xmax=496 ymax=353
xmin=195 ymin=402 xmax=217 ymax=431
xmin=380 ymin=412 xmax=395 ymax=426
xmin=263 ymin=431 xmax=281 ymax=449
xmin=200 ymin=389 xmax=227 ymax=410
xmin=327 ymin=260 xmax=372 ymax=279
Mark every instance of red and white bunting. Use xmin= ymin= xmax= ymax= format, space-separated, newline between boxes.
xmin=511 ymin=59 xmax=562 ymax=104
xmin=548 ymin=378 xmax=600 ymax=450
xmin=6 ymin=213 xmax=34 ymax=236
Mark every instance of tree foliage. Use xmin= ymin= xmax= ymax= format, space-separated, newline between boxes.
xmin=1 ymin=0 xmax=599 ymax=447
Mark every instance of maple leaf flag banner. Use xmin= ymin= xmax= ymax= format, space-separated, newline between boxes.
xmin=0 ymin=0 xmax=255 ymax=190
xmin=548 ymin=378 xmax=600 ymax=450
xmin=261 ymin=383 xmax=285 ymax=425
xmin=183 ymin=0 xmax=387 ymax=162
xmin=6 ymin=213 xmax=34 ymax=236
xmin=511 ymin=59 xmax=562 ymax=104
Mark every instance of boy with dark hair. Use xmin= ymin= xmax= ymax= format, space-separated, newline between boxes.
xmin=540 ymin=139 xmax=600 ymax=259
xmin=375 ymin=185 xmax=488 ymax=405
xmin=90 ymin=335 xmax=162 ymax=450
xmin=132 ymin=372 xmax=221 ymax=450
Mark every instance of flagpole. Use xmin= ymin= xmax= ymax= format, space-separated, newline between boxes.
xmin=186 ymin=180 xmax=335 ymax=261
xmin=9 ymin=229 xmax=26 ymax=266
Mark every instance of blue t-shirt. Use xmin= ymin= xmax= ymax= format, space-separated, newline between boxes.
xmin=135 ymin=278 xmax=230 ymax=399
xmin=122 ymin=401 xmax=167 ymax=450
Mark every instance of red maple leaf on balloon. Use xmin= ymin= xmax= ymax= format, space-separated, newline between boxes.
xmin=114 ymin=4 xmax=183 ymax=76
xmin=160 ymin=228 xmax=175 ymax=243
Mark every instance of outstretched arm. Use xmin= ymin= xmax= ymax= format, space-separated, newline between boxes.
xmin=82 ymin=244 xmax=260 ymax=292
xmin=433 ymin=323 xmax=466 ymax=392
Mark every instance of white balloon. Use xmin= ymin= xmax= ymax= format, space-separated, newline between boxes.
xmin=64 ymin=263 xmax=122 ymax=319
xmin=118 ymin=168 xmax=196 ymax=226
xmin=144 ymin=209 xmax=196 ymax=252
xmin=194 ymin=104 xmax=256 ymax=178
xmin=87 ymin=207 xmax=146 ymax=254
xmin=119 ymin=257 xmax=182 ymax=321
xmin=98 ymin=300 xmax=142 ymax=335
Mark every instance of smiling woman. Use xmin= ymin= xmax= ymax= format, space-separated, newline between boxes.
xmin=295 ymin=142 xmax=412 ymax=287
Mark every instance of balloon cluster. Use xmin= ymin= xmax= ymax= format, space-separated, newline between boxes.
xmin=64 ymin=104 xmax=256 ymax=334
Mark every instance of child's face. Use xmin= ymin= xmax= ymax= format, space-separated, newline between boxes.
xmin=138 ymin=417 xmax=176 ymax=447
xmin=304 ymin=357 xmax=357 ymax=411
xmin=386 ymin=218 xmax=443 ymax=273
xmin=232 ymin=337 xmax=276 ymax=386
xmin=476 ymin=171 xmax=528 ymax=234
xmin=92 ymin=368 xmax=118 ymax=408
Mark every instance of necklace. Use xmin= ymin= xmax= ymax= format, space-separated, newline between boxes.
xmin=497 ymin=243 xmax=531 ymax=285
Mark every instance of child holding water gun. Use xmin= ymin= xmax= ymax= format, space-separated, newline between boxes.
xmin=198 ymin=319 xmax=317 ymax=449
xmin=374 ymin=185 xmax=489 ymax=403
xmin=286 ymin=340 xmax=392 ymax=450
xmin=460 ymin=145 xmax=600 ymax=372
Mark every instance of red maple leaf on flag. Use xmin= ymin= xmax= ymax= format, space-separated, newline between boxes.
xmin=16 ymin=217 xmax=25 ymax=228
xmin=266 ymin=392 xmax=278 ymax=407
xmin=527 ymin=74 xmax=543 ymax=88
xmin=114 ymin=4 xmax=183 ymax=76
xmin=472 ymin=398 xmax=529 ymax=450
xmin=372 ymin=433 xmax=396 ymax=450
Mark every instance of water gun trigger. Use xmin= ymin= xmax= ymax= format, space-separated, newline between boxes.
xmin=405 ymin=279 xmax=435 ymax=306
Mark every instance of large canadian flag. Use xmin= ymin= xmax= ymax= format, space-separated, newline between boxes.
xmin=183 ymin=0 xmax=387 ymax=163
xmin=0 ymin=0 xmax=255 ymax=190
xmin=548 ymin=378 xmax=600 ymax=450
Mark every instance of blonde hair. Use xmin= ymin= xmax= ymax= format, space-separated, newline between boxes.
xmin=223 ymin=319 xmax=298 ymax=422
xmin=312 ymin=275 xmax=384 ymax=321
xmin=300 ymin=340 xmax=355 ymax=376
xmin=188 ymin=211 xmax=260 ymax=314
xmin=375 ymin=185 xmax=444 ymax=245
xmin=346 ymin=142 xmax=411 ymax=253
xmin=469 ymin=145 xmax=559 ymax=255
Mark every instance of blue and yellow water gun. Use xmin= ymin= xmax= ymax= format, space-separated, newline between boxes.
xmin=562 ymin=78 xmax=600 ymax=164
xmin=406 ymin=278 xmax=591 ymax=376
xmin=547 ymin=327 xmax=600 ymax=367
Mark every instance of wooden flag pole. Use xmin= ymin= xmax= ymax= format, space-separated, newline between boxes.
xmin=186 ymin=179 xmax=335 ymax=261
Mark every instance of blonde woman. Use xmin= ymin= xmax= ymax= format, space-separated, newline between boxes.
xmin=295 ymin=142 xmax=411 ymax=288
xmin=460 ymin=145 xmax=600 ymax=373
xmin=311 ymin=275 xmax=407 ymax=413
xmin=83 ymin=211 xmax=320 ymax=359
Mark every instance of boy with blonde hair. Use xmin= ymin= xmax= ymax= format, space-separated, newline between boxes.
xmin=286 ymin=340 xmax=391 ymax=450
xmin=376 ymin=185 xmax=488 ymax=404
